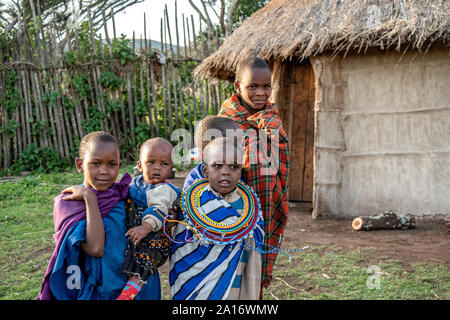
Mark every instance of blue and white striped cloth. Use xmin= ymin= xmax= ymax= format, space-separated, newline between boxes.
xmin=169 ymin=185 xmax=264 ymax=300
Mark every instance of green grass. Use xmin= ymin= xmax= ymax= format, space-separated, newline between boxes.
xmin=0 ymin=167 xmax=133 ymax=300
xmin=1 ymin=170 xmax=449 ymax=300
xmin=263 ymin=246 xmax=450 ymax=300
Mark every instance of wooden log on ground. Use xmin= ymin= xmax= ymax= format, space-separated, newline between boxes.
xmin=352 ymin=211 xmax=416 ymax=231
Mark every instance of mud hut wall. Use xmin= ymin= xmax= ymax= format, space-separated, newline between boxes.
xmin=310 ymin=56 xmax=345 ymax=218
xmin=312 ymin=46 xmax=450 ymax=217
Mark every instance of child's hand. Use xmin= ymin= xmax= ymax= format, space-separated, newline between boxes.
xmin=165 ymin=205 xmax=179 ymax=229
xmin=62 ymin=185 xmax=94 ymax=201
xmin=126 ymin=223 xmax=153 ymax=245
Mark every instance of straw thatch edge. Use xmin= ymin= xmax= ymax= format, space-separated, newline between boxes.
xmin=195 ymin=0 xmax=450 ymax=80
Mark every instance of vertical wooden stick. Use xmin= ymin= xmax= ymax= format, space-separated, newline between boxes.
xmin=146 ymin=21 xmax=159 ymax=136
xmin=161 ymin=18 xmax=168 ymax=138
xmin=165 ymin=5 xmax=179 ymax=130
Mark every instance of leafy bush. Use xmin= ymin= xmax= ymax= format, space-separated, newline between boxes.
xmin=111 ymin=35 xmax=136 ymax=65
xmin=14 ymin=143 xmax=70 ymax=174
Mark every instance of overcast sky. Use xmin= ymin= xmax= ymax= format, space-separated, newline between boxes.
xmin=101 ymin=0 xmax=218 ymax=42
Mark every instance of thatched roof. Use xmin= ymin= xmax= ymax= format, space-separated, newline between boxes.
xmin=195 ymin=0 xmax=450 ymax=80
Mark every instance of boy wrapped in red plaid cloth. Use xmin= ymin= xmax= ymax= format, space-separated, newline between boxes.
xmin=218 ymin=57 xmax=290 ymax=296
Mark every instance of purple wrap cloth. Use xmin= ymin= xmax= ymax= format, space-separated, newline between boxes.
xmin=37 ymin=173 xmax=132 ymax=300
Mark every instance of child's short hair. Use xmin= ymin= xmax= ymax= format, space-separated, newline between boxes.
xmin=203 ymin=136 xmax=244 ymax=165
xmin=235 ymin=57 xmax=270 ymax=82
xmin=79 ymin=131 xmax=118 ymax=159
xmin=194 ymin=116 xmax=240 ymax=151
xmin=139 ymin=137 xmax=173 ymax=159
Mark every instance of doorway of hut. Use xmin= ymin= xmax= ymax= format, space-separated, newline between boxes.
xmin=273 ymin=59 xmax=315 ymax=203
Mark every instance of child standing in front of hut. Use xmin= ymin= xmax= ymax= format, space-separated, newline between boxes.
xmin=116 ymin=137 xmax=180 ymax=300
xmin=183 ymin=115 xmax=242 ymax=190
xmin=218 ymin=57 xmax=290 ymax=297
xmin=170 ymin=137 xmax=264 ymax=300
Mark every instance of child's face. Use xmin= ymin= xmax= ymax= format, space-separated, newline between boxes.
xmin=138 ymin=142 xmax=173 ymax=185
xmin=202 ymin=145 xmax=242 ymax=195
xmin=234 ymin=67 xmax=272 ymax=113
xmin=76 ymin=141 xmax=121 ymax=191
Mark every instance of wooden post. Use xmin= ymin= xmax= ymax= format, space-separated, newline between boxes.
xmin=212 ymin=83 xmax=219 ymax=115
xmin=48 ymin=24 xmax=71 ymax=159
xmin=190 ymin=15 xmax=198 ymax=59
xmin=102 ymin=8 xmax=121 ymax=139
xmin=88 ymin=7 xmax=108 ymax=132
xmin=199 ymin=18 xmax=209 ymax=58
xmin=59 ymin=31 xmax=78 ymax=150
xmin=186 ymin=87 xmax=193 ymax=137
xmin=182 ymin=14 xmax=188 ymax=58
xmin=206 ymin=80 xmax=212 ymax=116
xmin=175 ymin=0 xmax=181 ymax=61
xmin=117 ymin=87 xmax=128 ymax=142
xmin=186 ymin=16 xmax=198 ymax=128
xmin=34 ymin=0 xmax=58 ymax=151
xmin=178 ymin=79 xmax=184 ymax=129
xmin=38 ymin=12 xmax=64 ymax=159
xmin=220 ymin=80 xmax=226 ymax=108
xmin=65 ymin=25 xmax=85 ymax=139
xmin=160 ymin=18 xmax=168 ymax=139
xmin=126 ymin=69 xmax=137 ymax=148
xmin=199 ymin=80 xmax=206 ymax=119
xmin=111 ymin=8 xmax=117 ymax=40
xmin=174 ymin=2 xmax=184 ymax=130
xmin=138 ymin=34 xmax=151 ymax=140
xmin=191 ymin=82 xmax=198 ymax=123
xmin=218 ymin=81 xmax=223 ymax=110
xmin=49 ymin=9 xmax=74 ymax=154
xmin=165 ymin=5 xmax=179 ymax=131
xmin=9 ymin=42 xmax=19 ymax=162
xmin=196 ymin=20 xmax=207 ymax=119
xmin=17 ymin=32 xmax=32 ymax=147
xmin=132 ymin=31 xmax=140 ymax=132
xmin=12 ymin=32 xmax=25 ymax=153
xmin=163 ymin=13 xmax=174 ymax=136
xmin=29 ymin=0 xmax=52 ymax=147
xmin=0 ymin=40 xmax=7 ymax=167
xmin=102 ymin=8 xmax=112 ymax=56
xmin=110 ymin=9 xmax=128 ymax=153
xmin=146 ymin=22 xmax=159 ymax=136
xmin=143 ymin=13 xmax=154 ymax=136
xmin=186 ymin=16 xmax=192 ymax=58
xmin=22 ymin=28 xmax=38 ymax=146
xmin=72 ymin=27 xmax=90 ymax=125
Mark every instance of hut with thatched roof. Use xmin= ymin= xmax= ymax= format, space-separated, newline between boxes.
xmin=195 ymin=0 xmax=450 ymax=218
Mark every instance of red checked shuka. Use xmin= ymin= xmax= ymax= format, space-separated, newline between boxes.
xmin=219 ymin=93 xmax=290 ymax=288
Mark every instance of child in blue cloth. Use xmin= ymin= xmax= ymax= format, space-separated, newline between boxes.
xmin=117 ymin=137 xmax=180 ymax=300
xmin=183 ymin=116 xmax=242 ymax=190
xmin=170 ymin=137 xmax=264 ymax=300
xmin=38 ymin=131 xmax=160 ymax=300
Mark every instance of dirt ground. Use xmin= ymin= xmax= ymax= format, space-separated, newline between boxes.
xmin=284 ymin=202 xmax=450 ymax=268
xmin=168 ymin=173 xmax=450 ymax=269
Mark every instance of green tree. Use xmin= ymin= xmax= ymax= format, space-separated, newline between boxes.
xmin=232 ymin=0 xmax=269 ymax=28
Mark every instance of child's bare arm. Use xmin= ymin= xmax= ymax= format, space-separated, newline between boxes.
xmin=62 ymin=185 xmax=105 ymax=257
